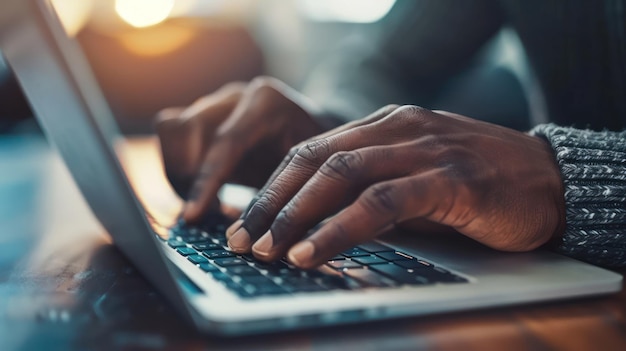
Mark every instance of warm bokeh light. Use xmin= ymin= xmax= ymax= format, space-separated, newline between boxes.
xmin=50 ymin=0 xmax=94 ymax=37
xmin=118 ymin=24 xmax=195 ymax=56
xmin=115 ymin=0 xmax=175 ymax=28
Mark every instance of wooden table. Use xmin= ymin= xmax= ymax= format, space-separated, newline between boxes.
xmin=1 ymin=135 xmax=625 ymax=351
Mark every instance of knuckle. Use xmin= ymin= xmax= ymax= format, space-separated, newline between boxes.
xmin=244 ymin=200 xmax=275 ymax=235
xmin=418 ymin=134 xmax=450 ymax=152
xmin=220 ymin=81 xmax=246 ymax=93
xmin=254 ymin=187 xmax=284 ymax=215
xmin=250 ymin=75 xmax=275 ymax=87
xmin=155 ymin=107 xmax=182 ymax=123
xmin=192 ymin=94 xmax=214 ymax=107
xmin=279 ymin=146 xmax=300 ymax=167
xmin=382 ymin=104 xmax=401 ymax=114
xmin=360 ymin=182 xmax=400 ymax=213
xmin=154 ymin=108 xmax=183 ymax=132
xmin=250 ymin=76 xmax=280 ymax=96
xmin=319 ymin=151 xmax=364 ymax=180
xmin=247 ymin=77 xmax=287 ymax=112
xmin=286 ymin=146 xmax=300 ymax=159
xmin=436 ymin=146 xmax=471 ymax=173
xmin=270 ymin=207 xmax=296 ymax=234
xmin=382 ymin=105 xmax=432 ymax=128
xmin=294 ymin=139 xmax=332 ymax=166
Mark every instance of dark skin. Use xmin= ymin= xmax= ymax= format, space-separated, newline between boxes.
xmin=156 ymin=77 xmax=325 ymax=214
xmin=157 ymin=80 xmax=566 ymax=269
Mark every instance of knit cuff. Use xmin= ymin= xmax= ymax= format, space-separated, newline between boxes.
xmin=530 ymin=124 xmax=626 ymax=267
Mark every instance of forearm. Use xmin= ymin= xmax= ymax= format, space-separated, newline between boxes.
xmin=531 ymin=124 xmax=626 ymax=267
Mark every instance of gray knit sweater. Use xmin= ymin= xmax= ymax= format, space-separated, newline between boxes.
xmin=530 ymin=125 xmax=626 ymax=267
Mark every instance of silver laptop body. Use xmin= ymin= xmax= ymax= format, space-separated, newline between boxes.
xmin=0 ymin=0 xmax=621 ymax=336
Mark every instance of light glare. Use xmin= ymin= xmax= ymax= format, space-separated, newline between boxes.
xmin=298 ymin=0 xmax=396 ymax=23
xmin=50 ymin=0 xmax=94 ymax=36
xmin=115 ymin=0 xmax=175 ymax=28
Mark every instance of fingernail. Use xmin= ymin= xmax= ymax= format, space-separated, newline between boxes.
xmin=226 ymin=219 xmax=244 ymax=239
xmin=288 ymin=241 xmax=315 ymax=267
xmin=228 ymin=227 xmax=251 ymax=252
xmin=252 ymin=231 xmax=274 ymax=257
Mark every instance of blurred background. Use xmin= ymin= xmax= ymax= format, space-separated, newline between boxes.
xmin=0 ymin=0 xmax=530 ymax=134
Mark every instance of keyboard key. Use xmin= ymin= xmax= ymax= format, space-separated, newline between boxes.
xmin=352 ymin=255 xmax=387 ymax=265
xmin=198 ymin=263 xmax=219 ymax=272
xmin=369 ymin=263 xmax=428 ymax=285
xmin=202 ymin=250 xmax=235 ymax=259
xmin=394 ymin=259 xmax=432 ymax=269
xmin=418 ymin=260 xmax=433 ymax=267
xmin=215 ymin=238 xmax=228 ymax=246
xmin=344 ymin=268 xmax=397 ymax=287
xmin=357 ymin=242 xmax=394 ymax=253
xmin=254 ymin=284 xmax=289 ymax=296
xmin=185 ymin=227 xmax=201 ymax=236
xmin=240 ymin=253 xmax=255 ymax=262
xmin=318 ymin=275 xmax=350 ymax=290
xmin=329 ymin=255 xmax=345 ymax=261
xmin=168 ymin=240 xmax=187 ymax=248
xmin=303 ymin=270 xmax=326 ymax=278
xmin=376 ymin=251 xmax=414 ymax=261
xmin=342 ymin=248 xmax=370 ymax=257
xmin=213 ymin=257 xmax=247 ymax=267
xmin=211 ymin=271 xmax=232 ymax=282
xmin=240 ymin=275 xmax=276 ymax=285
xmin=256 ymin=260 xmax=288 ymax=269
xmin=282 ymin=279 xmax=326 ymax=293
xmin=187 ymin=254 xmax=209 ymax=264
xmin=225 ymin=266 xmax=262 ymax=276
xmin=265 ymin=267 xmax=301 ymax=278
xmin=176 ymin=247 xmax=197 ymax=256
xmin=327 ymin=260 xmax=362 ymax=270
xmin=192 ymin=243 xmax=222 ymax=251
xmin=183 ymin=235 xmax=208 ymax=244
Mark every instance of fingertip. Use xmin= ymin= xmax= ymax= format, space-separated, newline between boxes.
xmin=227 ymin=227 xmax=251 ymax=253
xmin=182 ymin=202 xmax=201 ymax=223
xmin=251 ymin=231 xmax=274 ymax=260
xmin=287 ymin=241 xmax=315 ymax=268
xmin=225 ymin=219 xmax=244 ymax=239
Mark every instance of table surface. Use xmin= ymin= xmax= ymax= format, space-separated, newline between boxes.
xmin=1 ymin=135 xmax=625 ymax=351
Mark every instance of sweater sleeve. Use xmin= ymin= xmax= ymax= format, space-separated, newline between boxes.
xmin=530 ymin=124 xmax=626 ymax=267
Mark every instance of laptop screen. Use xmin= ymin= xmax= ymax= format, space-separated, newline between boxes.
xmin=39 ymin=0 xmax=255 ymax=234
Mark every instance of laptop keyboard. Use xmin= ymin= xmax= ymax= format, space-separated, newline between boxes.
xmin=163 ymin=218 xmax=468 ymax=299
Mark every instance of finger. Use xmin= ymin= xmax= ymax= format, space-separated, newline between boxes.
xmin=250 ymin=143 xmax=435 ymax=261
xmin=251 ymin=104 xmax=401 ymax=211
xmin=228 ymin=105 xmax=399 ymax=251
xmin=249 ymin=104 xmax=401 ymax=210
xmin=155 ymin=107 xmax=192 ymax=194
xmin=182 ymin=83 xmax=293 ymax=222
xmin=286 ymin=170 xmax=453 ymax=269
xmin=179 ymin=82 xmax=246 ymax=124
xmin=155 ymin=85 xmax=245 ymax=196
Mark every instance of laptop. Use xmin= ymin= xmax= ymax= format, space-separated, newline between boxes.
xmin=0 ymin=0 xmax=622 ymax=336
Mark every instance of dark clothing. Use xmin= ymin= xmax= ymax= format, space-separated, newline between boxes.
xmin=305 ymin=0 xmax=626 ymax=266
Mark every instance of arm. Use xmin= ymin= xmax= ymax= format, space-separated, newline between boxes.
xmin=531 ymin=125 xmax=626 ymax=267
xmin=303 ymin=0 xmax=505 ymax=123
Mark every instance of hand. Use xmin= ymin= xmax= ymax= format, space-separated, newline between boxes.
xmin=226 ymin=105 xmax=566 ymax=268
xmin=155 ymin=77 xmax=327 ymax=222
